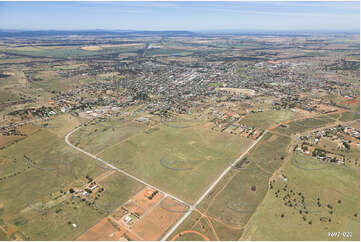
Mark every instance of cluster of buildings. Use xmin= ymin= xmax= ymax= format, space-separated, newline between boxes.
xmin=294 ymin=125 xmax=360 ymax=165
xmin=211 ymin=117 xmax=264 ymax=140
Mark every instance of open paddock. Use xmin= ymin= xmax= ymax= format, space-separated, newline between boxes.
xmin=240 ymin=109 xmax=296 ymax=130
xmin=250 ymin=132 xmax=291 ymax=173
xmin=275 ymin=116 xmax=335 ymax=135
xmin=69 ymin=118 xmax=145 ymax=155
xmin=241 ymin=153 xmax=360 ymax=241
xmin=71 ymin=118 xmax=253 ymax=203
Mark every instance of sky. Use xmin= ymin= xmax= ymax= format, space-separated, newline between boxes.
xmin=0 ymin=1 xmax=359 ymax=32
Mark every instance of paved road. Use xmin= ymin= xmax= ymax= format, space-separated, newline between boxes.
xmin=65 ymin=125 xmax=266 ymax=241
xmin=160 ymin=131 xmax=267 ymax=241
xmin=65 ymin=126 xmax=191 ymax=208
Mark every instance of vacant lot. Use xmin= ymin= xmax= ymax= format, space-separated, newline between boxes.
xmin=34 ymin=113 xmax=85 ymax=138
xmin=199 ymin=162 xmax=270 ymax=226
xmin=250 ymin=132 xmax=291 ymax=173
xmin=275 ymin=116 xmax=335 ymax=135
xmin=339 ymin=111 xmax=360 ymax=122
xmin=69 ymin=119 xmax=144 ymax=155
xmin=72 ymin=119 xmax=253 ymax=203
xmin=167 ymin=131 xmax=292 ymax=241
xmin=240 ymin=109 xmax=295 ymax=130
xmin=167 ymin=163 xmax=268 ymax=241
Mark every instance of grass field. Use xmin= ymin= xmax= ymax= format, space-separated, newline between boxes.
xmin=327 ymin=113 xmax=340 ymax=119
xmin=34 ymin=113 xmax=85 ymax=138
xmin=176 ymin=232 xmax=206 ymax=241
xmin=250 ymin=132 xmax=291 ymax=173
xmin=167 ymin=164 xmax=270 ymax=241
xmin=0 ymin=89 xmax=20 ymax=103
xmin=242 ymin=153 xmax=360 ymax=241
xmin=69 ymin=119 xmax=144 ymax=154
xmin=339 ymin=111 xmax=360 ymax=122
xmin=0 ymin=115 xmax=143 ymax=240
xmin=95 ymin=172 xmax=144 ymax=215
xmin=167 ymin=131 xmax=291 ymax=241
xmin=240 ymin=109 xmax=295 ymax=130
xmin=30 ymin=70 xmax=79 ymax=92
xmin=275 ymin=116 xmax=335 ymax=135
xmin=198 ymin=162 xmax=270 ymax=227
xmin=350 ymin=120 xmax=360 ymax=129
xmin=71 ymin=119 xmax=253 ymax=203
xmin=3 ymin=170 xmax=143 ymax=241
xmin=145 ymin=48 xmax=193 ymax=57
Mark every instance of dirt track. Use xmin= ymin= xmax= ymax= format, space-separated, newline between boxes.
xmin=170 ymin=230 xmax=210 ymax=241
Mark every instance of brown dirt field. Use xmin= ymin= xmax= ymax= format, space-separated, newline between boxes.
xmin=0 ymin=135 xmax=22 ymax=147
xmin=267 ymin=60 xmax=281 ymax=64
xmin=124 ymin=188 xmax=164 ymax=217
xmin=111 ymin=207 xmax=128 ymax=221
xmin=77 ymin=217 xmax=126 ymax=241
xmin=317 ymin=104 xmax=339 ymax=112
xmin=132 ymin=197 xmax=188 ymax=241
xmin=17 ymin=123 xmax=40 ymax=135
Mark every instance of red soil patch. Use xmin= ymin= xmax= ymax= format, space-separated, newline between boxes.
xmin=132 ymin=197 xmax=188 ymax=241
xmin=111 ymin=207 xmax=128 ymax=221
xmin=267 ymin=60 xmax=281 ymax=64
xmin=124 ymin=188 xmax=164 ymax=217
xmin=77 ymin=217 xmax=126 ymax=241
xmin=77 ymin=188 xmax=186 ymax=241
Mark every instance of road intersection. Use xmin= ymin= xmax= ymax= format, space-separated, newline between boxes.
xmin=65 ymin=125 xmax=266 ymax=241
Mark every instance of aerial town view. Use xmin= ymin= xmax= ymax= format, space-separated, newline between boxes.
xmin=0 ymin=1 xmax=359 ymax=241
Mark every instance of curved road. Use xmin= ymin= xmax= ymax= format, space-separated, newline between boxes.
xmin=65 ymin=125 xmax=266 ymax=241
xmin=65 ymin=126 xmax=190 ymax=208
xmin=170 ymin=230 xmax=210 ymax=241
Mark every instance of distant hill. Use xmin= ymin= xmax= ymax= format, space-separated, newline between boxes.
xmin=0 ymin=30 xmax=198 ymax=38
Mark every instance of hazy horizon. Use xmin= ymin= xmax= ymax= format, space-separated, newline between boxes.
xmin=0 ymin=1 xmax=359 ymax=32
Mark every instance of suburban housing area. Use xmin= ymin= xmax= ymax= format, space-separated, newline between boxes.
xmin=0 ymin=29 xmax=359 ymax=241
